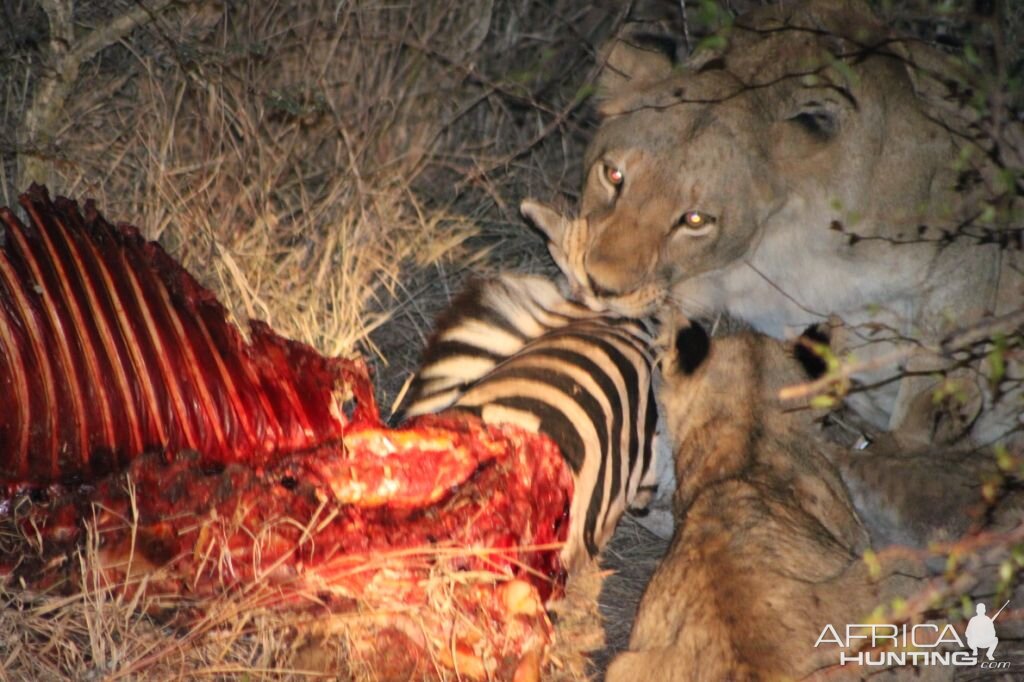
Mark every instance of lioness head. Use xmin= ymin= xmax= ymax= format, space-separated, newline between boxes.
xmin=523 ymin=0 xmax=956 ymax=318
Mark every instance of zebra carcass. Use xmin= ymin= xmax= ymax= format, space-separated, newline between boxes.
xmin=0 ymin=186 xmax=574 ymax=680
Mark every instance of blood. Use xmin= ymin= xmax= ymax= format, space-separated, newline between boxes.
xmin=0 ymin=187 xmax=574 ymax=677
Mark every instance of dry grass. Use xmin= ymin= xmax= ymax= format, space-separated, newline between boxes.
xmin=1 ymin=499 xmax=339 ymax=680
xmin=0 ymin=479 xmax=604 ymax=681
xmin=0 ymin=560 xmax=334 ymax=680
xmin=0 ymin=2 xmax=626 ymax=678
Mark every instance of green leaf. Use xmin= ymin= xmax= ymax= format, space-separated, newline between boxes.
xmin=811 ymin=394 xmax=837 ymax=410
xmin=952 ymin=144 xmax=975 ymax=172
xmin=995 ymin=443 xmax=1013 ymax=472
xmin=979 ymin=203 xmax=997 ymax=225
xmin=830 ymin=57 xmax=859 ymax=88
xmin=997 ymin=168 xmax=1018 ymax=194
xmin=964 ymin=44 xmax=981 ymax=67
xmin=946 ymin=552 xmax=960 ymax=579
xmin=697 ymin=0 xmax=732 ymax=29
xmin=864 ymin=549 xmax=881 ymax=580
xmin=574 ymin=82 xmax=597 ymax=104
xmin=982 ymin=476 xmax=1002 ymax=504
xmin=988 ymin=335 xmax=1006 ymax=388
xmin=696 ymin=34 xmax=727 ymax=53
xmin=999 ymin=559 xmax=1014 ymax=585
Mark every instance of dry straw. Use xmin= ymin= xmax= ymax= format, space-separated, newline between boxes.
xmin=0 ymin=0 xmax=622 ymax=678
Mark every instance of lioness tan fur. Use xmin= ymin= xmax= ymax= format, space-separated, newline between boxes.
xmin=522 ymin=0 xmax=1022 ymax=447
xmin=605 ymin=323 xmax=937 ymax=681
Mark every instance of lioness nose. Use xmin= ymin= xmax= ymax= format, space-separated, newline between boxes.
xmin=584 ymin=249 xmax=649 ymax=297
xmin=584 ymin=271 xmax=618 ymax=298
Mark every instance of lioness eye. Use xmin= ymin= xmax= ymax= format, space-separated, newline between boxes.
xmin=679 ymin=211 xmax=715 ymax=231
xmin=604 ymin=164 xmax=624 ymax=186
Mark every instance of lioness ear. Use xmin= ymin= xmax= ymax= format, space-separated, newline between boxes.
xmin=884 ymin=35 xmax=967 ymax=109
xmin=520 ymin=199 xmax=567 ymax=246
xmin=596 ymin=36 xmax=676 ymax=99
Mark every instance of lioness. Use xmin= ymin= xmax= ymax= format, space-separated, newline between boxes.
xmin=605 ymin=321 xmax=936 ymax=681
xmin=522 ymin=0 xmax=1021 ymax=446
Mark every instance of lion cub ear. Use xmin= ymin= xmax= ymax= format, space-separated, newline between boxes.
xmin=674 ymin=322 xmax=711 ymax=375
xmin=792 ymin=324 xmax=832 ymax=380
xmin=659 ymin=315 xmax=708 ymax=374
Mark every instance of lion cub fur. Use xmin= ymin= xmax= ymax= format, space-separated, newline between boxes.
xmin=606 ymin=324 xmax=931 ymax=681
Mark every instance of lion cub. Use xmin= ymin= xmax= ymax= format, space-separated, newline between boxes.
xmin=606 ymin=323 xmax=927 ymax=681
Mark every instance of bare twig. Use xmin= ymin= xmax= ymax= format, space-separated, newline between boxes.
xmin=780 ymin=308 xmax=1024 ymax=401
xmin=941 ymin=308 xmax=1024 ymax=355
xmin=19 ymin=0 xmax=177 ymax=188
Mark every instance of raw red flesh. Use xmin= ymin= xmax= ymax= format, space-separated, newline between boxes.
xmin=0 ymin=185 xmax=369 ymax=484
xmin=2 ymin=413 xmax=573 ymax=678
xmin=0 ymin=187 xmax=575 ymax=678
xmin=6 ymin=413 xmax=571 ymax=598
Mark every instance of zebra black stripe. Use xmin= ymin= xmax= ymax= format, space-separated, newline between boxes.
xmin=393 ymin=273 xmax=663 ymax=568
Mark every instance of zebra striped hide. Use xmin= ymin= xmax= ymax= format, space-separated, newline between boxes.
xmin=393 ymin=273 xmax=670 ymax=570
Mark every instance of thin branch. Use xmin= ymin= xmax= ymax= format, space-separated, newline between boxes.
xmin=73 ymin=0 xmax=176 ymax=65
xmin=679 ymin=0 xmax=691 ymax=55
xmin=941 ymin=308 xmax=1024 ymax=355
xmin=780 ymin=308 xmax=1024 ymax=401
xmin=18 ymin=0 xmax=178 ymax=188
